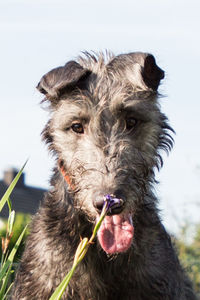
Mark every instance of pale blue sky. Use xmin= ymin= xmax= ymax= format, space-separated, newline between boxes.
xmin=0 ymin=0 xmax=200 ymax=233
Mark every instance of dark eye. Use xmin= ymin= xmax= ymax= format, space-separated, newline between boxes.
xmin=71 ymin=123 xmax=84 ymax=134
xmin=126 ymin=117 xmax=137 ymax=131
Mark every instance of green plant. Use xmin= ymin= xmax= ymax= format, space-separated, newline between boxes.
xmin=175 ymin=223 xmax=200 ymax=296
xmin=0 ymin=213 xmax=30 ymax=263
xmin=50 ymin=194 xmax=121 ymax=300
xmin=0 ymin=162 xmax=28 ymax=299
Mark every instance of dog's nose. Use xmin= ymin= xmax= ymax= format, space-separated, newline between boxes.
xmin=93 ymin=195 xmax=105 ymax=212
xmin=93 ymin=190 xmax=125 ymax=215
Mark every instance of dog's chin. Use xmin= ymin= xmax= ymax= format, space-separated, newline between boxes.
xmin=97 ymin=213 xmax=134 ymax=254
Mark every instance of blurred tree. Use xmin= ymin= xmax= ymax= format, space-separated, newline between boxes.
xmin=175 ymin=223 xmax=200 ymax=296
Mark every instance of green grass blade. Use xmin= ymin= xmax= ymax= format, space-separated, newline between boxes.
xmin=0 ymin=263 xmax=12 ymax=298
xmin=7 ymin=211 xmax=15 ymax=236
xmin=0 ymin=225 xmax=27 ymax=282
xmin=49 ymin=202 xmax=108 ymax=300
xmin=7 ymin=197 xmax=12 ymax=215
xmin=2 ymin=282 xmax=13 ymax=300
xmin=49 ymin=267 xmax=76 ymax=300
xmin=0 ymin=160 xmax=28 ymax=212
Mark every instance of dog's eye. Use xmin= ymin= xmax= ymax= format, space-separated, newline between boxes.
xmin=71 ymin=123 xmax=84 ymax=134
xmin=126 ymin=117 xmax=137 ymax=130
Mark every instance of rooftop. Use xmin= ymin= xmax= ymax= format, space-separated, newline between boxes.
xmin=0 ymin=168 xmax=46 ymax=218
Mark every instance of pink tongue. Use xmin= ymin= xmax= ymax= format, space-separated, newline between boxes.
xmin=97 ymin=214 xmax=134 ymax=254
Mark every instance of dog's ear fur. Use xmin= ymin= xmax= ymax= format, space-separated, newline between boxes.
xmin=108 ymin=52 xmax=164 ymax=91
xmin=37 ymin=61 xmax=91 ymax=102
xmin=142 ymin=54 xmax=164 ymax=91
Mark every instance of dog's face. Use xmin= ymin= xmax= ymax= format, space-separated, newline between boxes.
xmin=37 ymin=52 xmax=173 ymax=254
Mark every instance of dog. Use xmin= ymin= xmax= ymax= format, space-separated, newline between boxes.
xmin=11 ymin=51 xmax=197 ymax=299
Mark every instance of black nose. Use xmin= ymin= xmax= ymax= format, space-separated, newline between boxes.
xmin=93 ymin=194 xmax=105 ymax=211
xmin=93 ymin=190 xmax=125 ymax=215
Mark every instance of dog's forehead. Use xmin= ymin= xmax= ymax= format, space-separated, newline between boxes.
xmin=81 ymin=54 xmax=148 ymax=96
xmin=77 ymin=52 xmax=157 ymax=108
xmin=54 ymin=91 xmax=156 ymax=128
xmin=52 ymin=51 xmax=161 ymax=120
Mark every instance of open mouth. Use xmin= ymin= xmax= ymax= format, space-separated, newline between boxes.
xmin=97 ymin=213 xmax=134 ymax=254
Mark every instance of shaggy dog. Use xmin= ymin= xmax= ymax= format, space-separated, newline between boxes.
xmin=11 ymin=52 xmax=197 ymax=300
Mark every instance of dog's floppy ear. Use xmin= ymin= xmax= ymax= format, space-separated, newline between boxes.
xmin=142 ymin=55 xmax=164 ymax=91
xmin=37 ymin=61 xmax=91 ymax=101
xmin=107 ymin=52 xmax=164 ymax=91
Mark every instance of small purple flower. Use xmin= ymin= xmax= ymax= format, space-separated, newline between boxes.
xmin=103 ymin=194 xmax=123 ymax=212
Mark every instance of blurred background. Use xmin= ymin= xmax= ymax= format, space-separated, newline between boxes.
xmin=0 ymin=0 xmax=199 ymax=234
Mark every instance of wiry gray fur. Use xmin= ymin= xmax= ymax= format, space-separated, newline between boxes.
xmin=11 ymin=51 xmax=197 ymax=300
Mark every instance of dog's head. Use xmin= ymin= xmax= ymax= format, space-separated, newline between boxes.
xmin=37 ymin=52 xmax=173 ymax=254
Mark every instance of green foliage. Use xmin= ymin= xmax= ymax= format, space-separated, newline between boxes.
xmin=0 ymin=163 xmax=29 ymax=299
xmin=0 ymin=213 xmax=30 ymax=262
xmin=175 ymin=223 xmax=200 ymax=296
